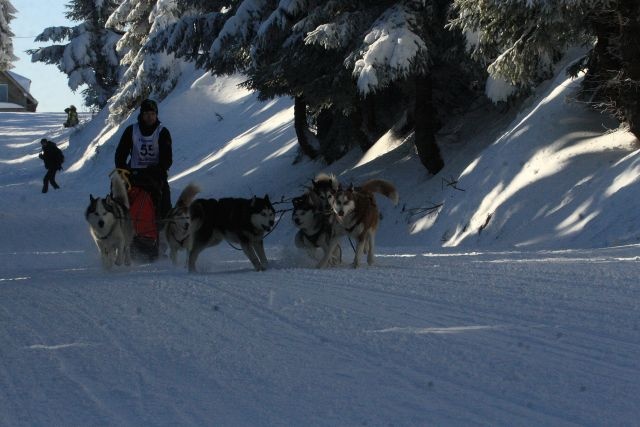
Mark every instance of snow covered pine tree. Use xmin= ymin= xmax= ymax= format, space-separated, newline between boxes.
xmin=0 ymin=0 xmax=17 ymax=70
xmin=28 ymin=0 xmax=122 ymax=109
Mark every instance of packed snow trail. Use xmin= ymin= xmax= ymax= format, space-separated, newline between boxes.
xmin=1 ymin=246 xmax=639 ymax=425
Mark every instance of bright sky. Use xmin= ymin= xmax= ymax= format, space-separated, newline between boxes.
xmin=10 ymin=0 xmax=86 ymax=112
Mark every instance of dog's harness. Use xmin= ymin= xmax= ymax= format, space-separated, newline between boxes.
xmin=159 ymin=205 xmax=190 ymax=248
xmin=225 ymin=210 xmax=283 ymax=251
xmin=168 ymin=223 xmax=190 ymax=247
xmin=300 ymin=227 xmax=325 ymax=247
xmin=300 ymin=210 xmax=335 ymax=247
xmin=331 ymin=209 xmax=361 ymax=253
xmin=94 ymin=197 xmax=129 ymax=240
xmin=95 ymin=223 xmax=116 ymax=241
xmin=344 ymin=222 xmax=359 ymax=234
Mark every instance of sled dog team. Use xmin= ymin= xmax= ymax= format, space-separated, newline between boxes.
xmin=86 ymin=172 xmax=398 ymax=271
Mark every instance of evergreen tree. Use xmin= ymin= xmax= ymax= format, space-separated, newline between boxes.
xmin=244 ymin=1 xmax=411 ymax=163
xmin=0 ymin=0 xmax=17 ymax=70
xmin=300 ymin=0 xmax=465 ymax=172
xmin=153 ymin=0 xmax=477 ymax=172
xmin=341 ymin=0 xmax=450 ymax=173
xmin=146 ymin=0 xmax=230 ymax=68
xmin=241 ymin=0 xmax=355 ymax=161
xmin=29 ymin=0 xmax=122 ymax=109
xmin=106 ymin=0 xmax=185 ymax=123
xmin=450 ymin=0 xmax=640 ymax=139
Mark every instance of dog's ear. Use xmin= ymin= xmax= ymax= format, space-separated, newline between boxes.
xmin=308 ymin=190 xmax=320 ymax=205
xmin=331 ymin=175 xmax=339 ymax=191
xmin=90 ymin=194 xmax=95 ymax=202
xmin=264 ymin=194 xmax=270 ymax=203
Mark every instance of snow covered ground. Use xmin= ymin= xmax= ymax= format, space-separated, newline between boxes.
xmin=1 ymin=67 xmax=640 ymax=425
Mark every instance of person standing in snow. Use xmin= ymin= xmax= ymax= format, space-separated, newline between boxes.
xmin=38 ymin=138 xmax=64 ymax=193
xmin=63 ymin=105 xmax=79 ymax=127
xmin=114 ymin=98 xmax=173 ymax=225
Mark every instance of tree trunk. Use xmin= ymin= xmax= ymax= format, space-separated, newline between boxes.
xmin=414 ymin=74 xmax=444 ymax=174
xmin=293 ymin=96 xmax=318 ymax=160
xmin=350 ymin=105 xmax=372 ymax=152
xmin=585 ymin=13 xmax=619 ymax=95
xmin=618 ymin=0 xmax=640 ymax=140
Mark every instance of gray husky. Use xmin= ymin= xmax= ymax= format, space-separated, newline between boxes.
xmin=165 ymin=182 xmax=201 ymax=265
xmin=292 ymin=191 xmax=342 ymax=266
xmin=85 ymin=173 xmax=134 ymax=269
xmin=187 ymin=195 xmax=276 ymax=272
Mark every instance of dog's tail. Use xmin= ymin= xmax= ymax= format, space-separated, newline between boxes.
xmin=359 ymin=179 xmax=399 ymax=205
xmin=176 ymin=182 xmax=201 ymax=208
xmin=110 ymin=171 xmax=130 ymax=209
xmin=313 ymin=172 xmax=339 ymax=191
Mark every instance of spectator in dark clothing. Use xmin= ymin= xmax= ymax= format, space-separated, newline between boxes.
xmin=38 ymin=139 xmax=64 ymax=193
xmin=63 ymin=105 xmax=79 ymax=127
xmin=114 ymin=99 xmax=173 ymax=224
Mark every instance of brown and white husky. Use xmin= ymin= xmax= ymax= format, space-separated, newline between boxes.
xmin=318 ymin=179 xmax=399 ymax=269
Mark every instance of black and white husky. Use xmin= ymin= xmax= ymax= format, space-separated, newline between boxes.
xmin=290 ymin=173 xmax=342 ymax=265
xmin=85 ymin=173 xmax=134 ymax=269
xmin=165 ymin=182 xmax=200 ymax=265
xmin=310 ymin=172 xmax=339 ymax=209
xmin=292 ymin=191 xmax=342 ymax=266
xmin=187 ymin=195 xmax=276 ymax=272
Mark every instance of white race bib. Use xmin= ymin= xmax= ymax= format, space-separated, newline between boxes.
xmin=130 ymin=124 xmax=163 ymax=168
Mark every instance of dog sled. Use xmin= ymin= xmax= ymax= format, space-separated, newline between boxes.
xmin=111 ymin=169 xmax=160 ymax=262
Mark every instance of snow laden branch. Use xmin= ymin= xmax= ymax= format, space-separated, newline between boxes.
xmin=208 ymin=0 xmax=274 ymax=73
xmin=449 ymin=0 xmax=601 ymax=101
xmin=257 ymin=0 xmax=307 ymax=39
xmin=303 ymin=9 xmax=364 ymax=52
xmin=343 ymin=4 xmax=428 ymax=96
xmin=107 ymin=0 xmax=185 ymax=123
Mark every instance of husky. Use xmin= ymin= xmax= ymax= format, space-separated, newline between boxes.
xmin=292 ymin=191 xmax=342 ymax=266
xmin=187 ymin=195 xmax=276 ymax=272
xmin=165 ymin=182 xmax=201 ymax=265
xmin=318 ymin=179 xmax=399 ymax=269
xmin=85 ymin=173 xmax=134 ymax=269
xmin=311 ymin=172 xmax=339 ymax=209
